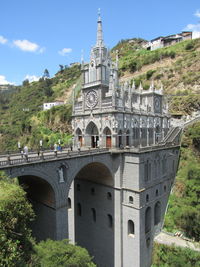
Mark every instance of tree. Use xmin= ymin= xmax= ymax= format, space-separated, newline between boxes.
xmin=43 ymin=69 xmax=50 ymax=79
xmin=59 ymin=64 xmax=64 ymax=72
xmin=0 ymin=172 xmax=35 ymax=266
xmin=33 ymin=239 xmax=96 ymax=267
xmin=22 ymin=79 xmax=29 ymax=87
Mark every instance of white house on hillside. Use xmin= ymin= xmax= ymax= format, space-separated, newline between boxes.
xmin=43 ymin=101 xmax=64 ymax=110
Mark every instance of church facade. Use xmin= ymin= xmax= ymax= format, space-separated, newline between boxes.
xmin=72 ymin=13 xmax=170 ymax=150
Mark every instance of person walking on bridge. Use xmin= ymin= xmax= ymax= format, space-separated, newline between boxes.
xmin=24 ymin=145 xmax=28 ymax=161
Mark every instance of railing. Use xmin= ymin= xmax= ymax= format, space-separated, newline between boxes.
xmin=0 ymin=148 xmax=110 ymax=168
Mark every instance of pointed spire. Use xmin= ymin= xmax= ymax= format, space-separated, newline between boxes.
xmin=96 ymin=8 xmax=104 ymax=47
xmin=131 ymin=80 xmax=136 ymax=90
xmin=138 ymin=82 xmax=143 ymax=92
xmin=115 ymin=50 xmax=119 ymax=69
xmin=159 ymin=81 xmax=163 ymax=94
xmin=149 ymin=80 xmax=155 ymax=92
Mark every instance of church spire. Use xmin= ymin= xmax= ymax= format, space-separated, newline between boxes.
xmin=96 ymin=8 xmax=104 ymax=47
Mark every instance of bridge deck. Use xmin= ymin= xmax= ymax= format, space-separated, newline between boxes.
xmin=0 ymin=142 xmax=180 ymax=169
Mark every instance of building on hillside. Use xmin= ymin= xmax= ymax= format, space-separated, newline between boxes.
xmin=69 ymin=11 xmax=181 ymax=267
xmin=43 ymin=101 xmax=64 ymax=110
xmin=145 ymin=31 xmax=195 ymax=51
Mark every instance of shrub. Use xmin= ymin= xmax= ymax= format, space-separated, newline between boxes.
xmin=0 ymin=173 xmax=35 ymax=267
xmin=33 ymin=239 xmax=96 ymax=267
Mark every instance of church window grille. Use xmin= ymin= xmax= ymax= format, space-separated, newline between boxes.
xmin=146 ymin=194 xmax=149 ymax=203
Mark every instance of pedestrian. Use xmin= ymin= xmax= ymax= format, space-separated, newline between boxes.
xmin=24 ymin=145 xmax=28 ymax=160
xmin=70 ymin=143 xmax=73 ymax=151
xmin=54 ymin=143 xmax=57 ymax=156
xmin=77 ymin=141 xmax=81 ymax=152
xmin=37 ymin=148 xmax=40 ymax=157
xmin=97 ymin=139 xmax=100 ymax=148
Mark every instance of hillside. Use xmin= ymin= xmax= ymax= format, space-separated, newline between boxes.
xmin=1 ymin=38 xmax=200 ymax=151
xmin=112 ymin=38 xmax=200 ymax=115
xmin=0 ymin=64 xmax=81 ymax=152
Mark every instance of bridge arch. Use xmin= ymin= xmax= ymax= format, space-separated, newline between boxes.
xmin=68 ymin=161 xmax=114 ymax=266
xmin=8 ymin=167 xmax=67 ymax=241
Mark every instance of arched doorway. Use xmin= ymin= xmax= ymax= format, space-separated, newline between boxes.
xmin=76 ymin=128 xmax=83 ymax=146
xmin=103 ymin=127 xmax=112 ymax=148
xmin=18 ymin=175 xmax=56 ymax=241
xmin=71 ymin=162 xmax=114 ymax=266
xmin=86 ymin=122 xmax=99 ymax=148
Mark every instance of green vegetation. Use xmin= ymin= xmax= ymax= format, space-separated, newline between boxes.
xmin=33 ymin=239 xmax=96 ymax=267
xmin=164 ymin=122 xmax=200 ymax=241
xmin=0 ymin=173 xmax=96 ymax=266
xmin=152 ymin=243 xmax=200 ymax=267
xmin=112 ymin=38 xmax=200 ymax=99
xmin=0 ymin=64 xmax=81 ymax=152
xmin=0 ymin=172 xmax=35 ymax=267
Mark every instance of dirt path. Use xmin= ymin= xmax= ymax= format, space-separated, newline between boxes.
xmin=154 ymin=232 xmax=200 ymax=252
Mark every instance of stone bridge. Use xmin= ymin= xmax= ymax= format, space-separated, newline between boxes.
xmin=0 ymin=143 xmax=181 ymax=267
xmin=0 ymin=148 xmax=115 ymax=240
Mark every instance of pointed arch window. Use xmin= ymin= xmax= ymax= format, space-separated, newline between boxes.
xmin=91 ymin=208 xmax=96 ymax=222
xmin=145 ymin=207 xmax=151 ymax=233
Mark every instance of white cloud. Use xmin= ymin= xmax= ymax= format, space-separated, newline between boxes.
xmin=0 ymin=75 xmax=14 ymax=85
xmin=13 ymin=39 xmax=44 ymax=53
xmin=194 ymin=9 xmax=200 ymax=18
xmin=58 ymin=48 xmax=72 ymax=56
xmin=24 ymin=74 xmax=41 ymax=83
xmin=184 ymin=23 xmax=200 ymax=32
xmin=0 ymin=36 xmax=7 ymax=44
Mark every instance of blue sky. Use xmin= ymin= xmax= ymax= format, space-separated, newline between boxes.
xmin=0 ymin=0 xmax=200 ymax=85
